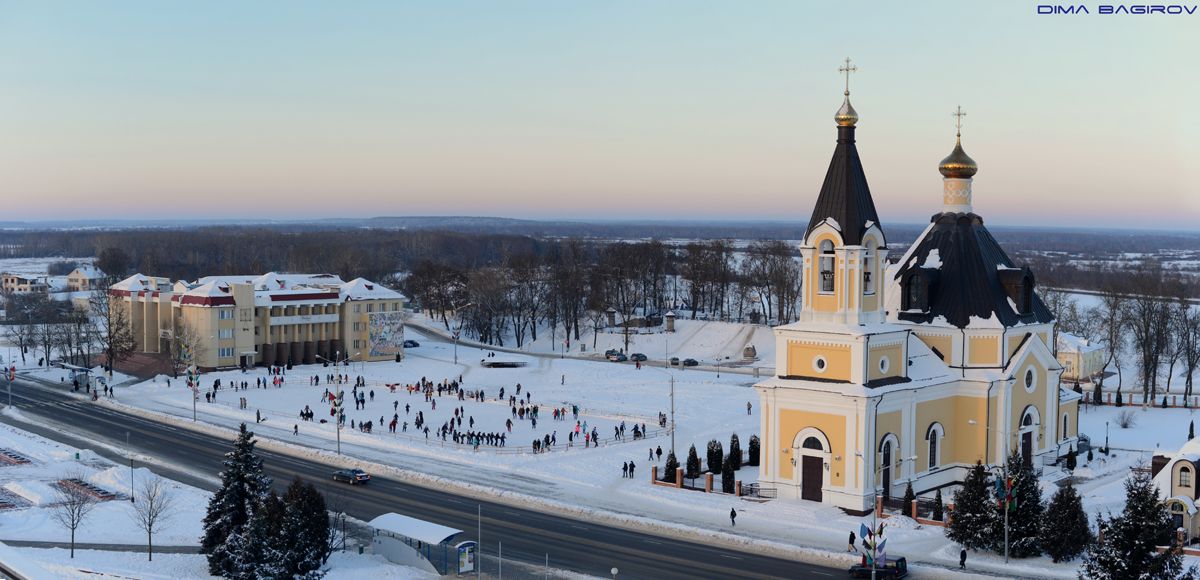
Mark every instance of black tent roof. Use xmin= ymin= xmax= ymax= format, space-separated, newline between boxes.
xmin=805 ymin=125 xmax=883 ymax=247
xmin=893 ymin=212 xmax=1053 ymax=329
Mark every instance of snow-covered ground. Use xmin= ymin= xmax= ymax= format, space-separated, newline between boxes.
xmin=9 ymin=548 xmax=434 ymax=579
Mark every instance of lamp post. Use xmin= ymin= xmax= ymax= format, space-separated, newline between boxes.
xmin=969 ymin=418 xmax=1012 ymax=564
xmin=1105 ymin=421 xmax=1109 ymax=452
xmin=317 ymin=350 xmax=350 ymax=454
xmin=127 ymin=431 xmax=134 ymax=502
xmin=669 ymin=375 xmax=676 ymax=455
xmin=858 ymin=453 xmax=917 ymax=580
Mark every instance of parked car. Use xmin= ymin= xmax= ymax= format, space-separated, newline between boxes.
xmin=849 ymin=557 xmax=907 ymax=578
xmin=630 ymin=353 xmax=647 ymax=362
xmin=670 ymin=357 xmax=681 ymax=366
xmin=332 ymin=468 xmax=371 ymax=485
xmin=682 ymin=358 xmax=699 ymax=367
xmin=403 ymin=340 xmax=420 ymax=348
xmin=604 ymin=348 xmax=621 ymax=357
xmin=607 ymin=353 xmax=628 ymax=362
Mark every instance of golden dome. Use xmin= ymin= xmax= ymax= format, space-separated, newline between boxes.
xmin=835 ymin=93 xmax=858 ymax=127
xmin=938 ymin=136 xmax=977 ymax=178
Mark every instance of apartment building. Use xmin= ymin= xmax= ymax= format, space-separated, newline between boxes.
xmin=1 ymin=273 xmax=49 ymax=294
xmin=110 ymin=272 xmax=407 ymax=370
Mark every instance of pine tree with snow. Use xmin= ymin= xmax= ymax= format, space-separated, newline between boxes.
xmin=991 ymin=451 xmax=1044 ymax=558
xmin=230 ymin=491 xmax=285 ymax=580
xmin=720 ymin=455 xmax=735 ymax=494
xmin=901 ymin=482 xmax=915 ymax=518
xmin=661 ymin=451 xmax=680 ymax=483
xmin=277 ymin=478 xmax=332 ymax=577
xmin=706 ymin=440 xmax=723 ymax=474
xmin=728 ymin=434 xmax=742 ymax=471
xmin=945 ymin=461 xmax=995 ymax=551
xmin=1081 ymin=469 xmax=1194 ymax=579
xmin=685 ymin=445 xmax=701 ymax=484
xmin=1038 ymin=481 xmax=1091 ymax=563
xmin=747 ymin=435 xmax=760 ymax=467
xmin=932 ymin=489 xmax=944 ymax=521
xmin=200 ymin=423 xmax=273 ymax=577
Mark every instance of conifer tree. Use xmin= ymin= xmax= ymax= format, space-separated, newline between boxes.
xmin=728 ymin=434 xmax=742 ymax=471
xmin=1038 ymin=481 xmax=1092 ymax=563
xmin=662 ymin=451 xmax=680 ymax=483
xmin=706 ymin=440 xmax=723 ymax=474
xmin=277 ymin=478 xmax=332 ymax=577
xmin=932 ymin=489 xmax=944 ymax=522
xmin=946 ymin=462 xmax=995 ymax=551
xmin=901 ymin=482 xmax=916 ymax=517
xmin=685 ymin=445 xmax=702 ymax=484
xmin=230 ymin=491 xmax=285 ymax=580
xmin=720 ymin=455 xmax=735 ymax=494
xmin=748 ymin=435 xmax=760 ymax=467
xmin=201 ymin=424 xmax=273 ymax=577
xmin=1081 ymin=470 xmax=1193 ymax=578
xmin=992 ymin=451 xmax=1044 ymax=558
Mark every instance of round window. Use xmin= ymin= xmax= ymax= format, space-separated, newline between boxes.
xmin=814 ymin=356 xmax=828 ymax=373
xmin=1024 ymin=369 xmax=1036 ymax=392
xmin=879 ymin=356 xmax=890 ymax=373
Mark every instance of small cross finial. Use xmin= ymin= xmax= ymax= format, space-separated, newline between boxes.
xmin=838 ymin=57 xmax=857 ymax=96
xmin=953 ymin=105 xmax=967 ymax=137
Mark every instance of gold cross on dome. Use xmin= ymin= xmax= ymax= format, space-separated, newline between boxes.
xmin=953 ymin=105 xmax=967 ymax=136
xmin=839 ymin=57 xmax=857 ymax=95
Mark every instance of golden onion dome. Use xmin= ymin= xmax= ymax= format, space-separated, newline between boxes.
xmin=835 ymin=93 xmax=858 ymax=127
xmin=938 ymin=136 xmax=977 ymax=178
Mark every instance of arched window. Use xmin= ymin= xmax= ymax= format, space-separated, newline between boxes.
xmin=803 ymin=437 xmax=824 ymax=450
xmin=863 ymin=250 xmax=875 ymax=295
xmin=925 ymin=423 xmax=945 ymax=470
xmin=819 ymin=240 xmax=835 ymax=293
xmin=1181 ymin=466 xmax=1193 ymax=488
xmin=1062 ymin=413 xmax=1069 ymax=440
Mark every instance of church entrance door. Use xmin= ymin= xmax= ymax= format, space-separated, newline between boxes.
xmin=1021 ymin=431 xmax=1033 ymax=469
xmin=881 ymin=441 xmax=892 ymax=499
xmin=801 ymin=456 xmax=823 ymax=502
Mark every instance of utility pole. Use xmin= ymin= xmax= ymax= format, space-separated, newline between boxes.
xmin=127 ymin=431 xmax=134 ymax=502
xmin=670 ymin=375 xmax=676 ymax=454
xmin=476 ymin=504 xmax=481 ymax=580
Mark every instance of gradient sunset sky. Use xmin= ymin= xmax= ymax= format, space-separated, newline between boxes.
xmin=1 ymin=1 xmax=1195 ymax=228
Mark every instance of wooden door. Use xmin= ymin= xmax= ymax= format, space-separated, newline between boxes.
xmin=801 ymin=456 xmax=823 ymax=502
xmin=882 ymin=442 xmax=892 ymax=499
xmin=1021 ymin=432 xmax=1033 ymax=469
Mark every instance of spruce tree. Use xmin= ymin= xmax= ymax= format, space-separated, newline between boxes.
xmin=685 ymin=445 xmax=702 ymax=484
xmin=901 ymin=482 xmax=915 ymax=518
xmin=932 ymin=489 xmax=944 ymax=521
xmin=201 ymin=424 xmax=273 ymax=577
xmin=946 ymin=462 xmax=995 ymax=551
xmin=1081 ymin=470 xmax=1194 ymax=578
xmin=706 ymin=440 xmax=723 ymax=474
xmin=230 ymin=491 xmax=285 ymax=580
xmin=728 ymin=434 xmax=742 ymax=471
xmin=1038 ymin=481 xmax=1092 ymax=563
xmin=991 ymin=451 xmax=1044 ymax=558
xmin=277 ymin=478 xmax=332 ymax=577
xmin=662 ymin=451 xmax=680 ymax=483
xmin=748 ymin=435 xmax=760 ymax=467
xmin=720 ymin=455 xmax=735 ymax=494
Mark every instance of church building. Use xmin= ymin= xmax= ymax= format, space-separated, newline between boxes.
xmin=754 ymin=61 xmax=1080 ymax=513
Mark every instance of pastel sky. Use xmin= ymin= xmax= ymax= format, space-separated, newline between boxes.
xmin=0 ymin=2 xmax=1196 ymax=228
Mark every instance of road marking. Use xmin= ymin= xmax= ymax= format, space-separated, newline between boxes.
xmin=644 ymin=539 xmax=663 ymax=545
xmin=719 ymin=554 xmax=741 ymax=560
xmin=809 ymin=572 xmax=833 ymax=577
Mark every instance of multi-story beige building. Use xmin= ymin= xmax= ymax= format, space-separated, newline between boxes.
xmin=2 ymin=273 xmax=49 ymax=294
xmin=110 ymin=272 xmax=407 ymax=370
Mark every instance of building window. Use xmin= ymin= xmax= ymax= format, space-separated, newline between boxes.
xmin=354 ymin=304 xmax=361 ymax=313
xmin=1182 ymin=466 xmax=1192 ymax=488
xmin=926 ymin=423 xmax=945 ymax=470
xmin=813 ymin=355 xmax=828 ymax=373
xmin=218 ymin=329 xmax=234 ymax=339
xmin=1024 ymin=369 xmax=1036 ymax=393
xmin=239 ymin=308 xmax=251 ymax=322
xmin=863 ymin=252 xmax=875 ymax=295
xmin=218 ymin=309 xmax=234 ymax=320
xmin=1062 ymin=413 xmax=1069 ymax=440
xmin=367 ymin=303 xmax=375 ymax=313
xmin=218 ymin=347 xmax=234 ymax=358
xmin=818 ymin=241 xmax=835 ymax=294
xmin=879 ymin=356 xmax=890 ymax=374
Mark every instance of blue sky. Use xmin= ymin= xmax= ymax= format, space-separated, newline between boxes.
xmin=0 ymin=1 xmax=1195 ymax=228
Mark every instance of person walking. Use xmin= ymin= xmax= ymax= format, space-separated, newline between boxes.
xmin=629 ymin=461 xmax=635 ymax=478
xmin=649 ymin=448 xmax=654 ymax=461
xmin=622 ymin=462 xmax=629 ymax=478
xmin=747 ymin=401 xmax=752 ymax=415
xmin=959 ymin=548 xmax=967 ymax=570
xmin=729 ymin=508 xmax=737 ymax=527
xmin=293 ymin=424 xmax=299 ymax=436
xmin=656 ymin=446 xmax=662 ymax=461
xmin=847 ymin=530 xmax=857 ymax=553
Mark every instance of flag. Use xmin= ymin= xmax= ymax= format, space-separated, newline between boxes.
xmin=860 ymin=523 xmax=871 ymax=540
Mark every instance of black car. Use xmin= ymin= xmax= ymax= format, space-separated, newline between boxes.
xmin=332 ymin=468 xmax=371 ymax=485
xmin=630 ymin=353 xmax=647 ymax=362
xmin=682 ymin=358 xmax=699 ymax=367
xmin=607 ymin=353 xmax=628 ymax=362
xmin=849 ymin=557 xmax=907 ymax=578
xmin=403 ymin=340 xmax=420 ymax=348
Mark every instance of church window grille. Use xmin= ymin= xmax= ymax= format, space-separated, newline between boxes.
xmin=819 ymin=241 xmax=835 ymax=294
xmin=1024 ymin=369 xmax=1036 ymax=392
xmin=802 ymin=437 xmax=823 ymax=450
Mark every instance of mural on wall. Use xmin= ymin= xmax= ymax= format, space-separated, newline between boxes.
xmin=368 ymin=311 xmax=405 ymax=357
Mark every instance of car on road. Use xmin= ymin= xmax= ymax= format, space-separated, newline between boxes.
xmin=607 ymin=353 xmax=628 ymax=362
xmin=682 ymin=358 xmax=699 ymax=367
xmin=849 ymin=556 xmax=907 ymax=578
xmin=630 ymin=353 xmax=647 ymax=362
xmin=670 ymin=357 xmax=680 ymax=366
xmin=332 ymin=468 xmax=371 ymax=485
xmin=604 ymin=348 xmax=621 ymax=357
xmin=403 ymin=340 xmax=420 ymax=348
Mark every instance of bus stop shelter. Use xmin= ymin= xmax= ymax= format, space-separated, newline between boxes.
xmin=368 ymin=512 xmax=475 ymax=575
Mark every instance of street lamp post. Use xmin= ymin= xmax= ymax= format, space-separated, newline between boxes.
xmin=127 ymin=431 xmax=134 ymax=502
xmin=669 ymin=375 xmax=676 ymax=454
xmin=969 ymin=418 xmax=1012 ymax=563
xmin=317 ymin=350 xmax=350 ymax=454
xmin=859 ymin=454 xmax=917 ymax=580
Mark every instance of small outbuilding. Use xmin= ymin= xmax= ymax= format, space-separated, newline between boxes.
xmin=368 ymin=512 xmax=475 ymax=575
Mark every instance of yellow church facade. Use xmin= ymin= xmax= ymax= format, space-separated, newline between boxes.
xmin=755 ymin=71 xmax=1080 ymax=513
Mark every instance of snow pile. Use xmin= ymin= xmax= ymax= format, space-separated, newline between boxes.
xmin=2 ymin=481 xmax=58 ymax=506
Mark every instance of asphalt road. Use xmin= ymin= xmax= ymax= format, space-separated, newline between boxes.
xmin=0 ymin=378 xmax=838 ymax=580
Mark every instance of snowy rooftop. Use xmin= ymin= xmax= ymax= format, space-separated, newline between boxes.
xmin=368 ymin=512 xmax=462 ymax=545
xmin=341 ymin=277 xmax=406 ymax=301
xmin=1058 ymin=332 xmax=1104 ymax=354
xmin=71 ymin=264 xmax=105 ymax=279
xmin=120 ymin=272 xmax=404 ymax=306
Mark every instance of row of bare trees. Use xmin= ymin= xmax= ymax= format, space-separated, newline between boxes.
xmin=405 ymin=239 xmax=804 ymax=351
xmin=2 ymin=285 xmax=138 ymax=372
xmin=1046 ymin=263 xmax=1200 ymax=401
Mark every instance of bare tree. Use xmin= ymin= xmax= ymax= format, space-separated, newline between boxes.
xmin=90 ymin=287 xmax=137 ymax=375
xmin=169 ymin=321 xmax=206 ymax=378
xmin=51 ymin=475 xmax=100 ymax=558
xmin=130 ymin=476 xmax=176 ymax=561
xmin=1093 ymin=283 xmax=1129 ymax=396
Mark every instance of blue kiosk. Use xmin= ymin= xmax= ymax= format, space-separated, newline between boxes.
xmin=368 ymin=512 xmax=476 ymax=575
